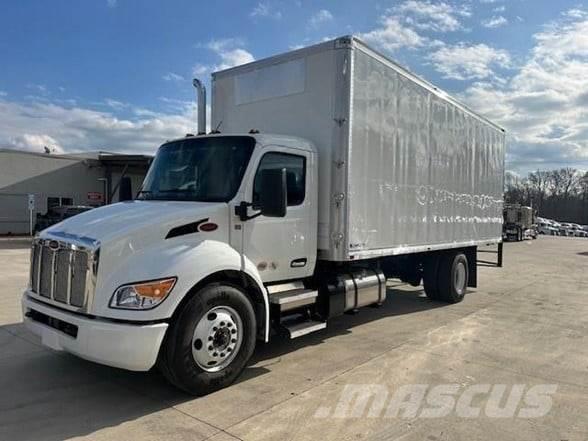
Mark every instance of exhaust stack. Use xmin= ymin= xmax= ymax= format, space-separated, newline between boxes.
xmin=192 ymin=78 xmax=207 ymax=135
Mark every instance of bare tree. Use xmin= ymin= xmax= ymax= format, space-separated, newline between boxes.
xmin=551 ymin=168 xmax=580 ymax=199
xmin=527 ymin=170 xmax=551 ymax=209
xmin=505 ymin=168 xmax=587 ymax=224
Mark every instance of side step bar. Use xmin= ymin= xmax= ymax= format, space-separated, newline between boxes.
xmin=282 ymin=320 xmax=326 ymax=339
xmin=269 ymin=288 xmax=318 ymax=313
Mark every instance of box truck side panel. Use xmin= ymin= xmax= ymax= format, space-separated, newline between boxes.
xmin=347 ymin=45 xmax=505 ymax=259
xmin=212 ymin=43 xmax=343 ymax=255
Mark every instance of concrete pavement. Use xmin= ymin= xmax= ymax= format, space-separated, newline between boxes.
xmin=0 ymin=236 xmax=586 ymax=440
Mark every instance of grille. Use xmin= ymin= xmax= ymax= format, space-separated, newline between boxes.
xmin=30 ymin=239 xmax=96 ymax=311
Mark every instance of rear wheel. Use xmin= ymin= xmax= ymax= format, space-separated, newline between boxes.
xmin=158 ymin=283 xmax=256 ymax=395
xmin=437 ymin=252 xmax=468 ymax=303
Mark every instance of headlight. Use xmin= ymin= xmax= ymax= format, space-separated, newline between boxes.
xmin=110 ymin=277 xmax=177 ymax=310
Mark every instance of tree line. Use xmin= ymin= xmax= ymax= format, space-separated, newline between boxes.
xmin=504 ymin=168 xmax=588 ymax=225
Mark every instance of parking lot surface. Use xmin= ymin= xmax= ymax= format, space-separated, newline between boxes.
xmin=1 ymin=236 xmax=587 ymax=441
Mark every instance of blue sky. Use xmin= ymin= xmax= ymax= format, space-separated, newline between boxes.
xmin=0 ymin=0 xmax=587 ymax=174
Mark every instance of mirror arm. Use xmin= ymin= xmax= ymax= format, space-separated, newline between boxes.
xmin=235 ymin=201 xmax=263 ymax=222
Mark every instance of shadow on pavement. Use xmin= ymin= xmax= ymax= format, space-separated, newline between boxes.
xmin=0 ymin=285 xmax=451 ymax=441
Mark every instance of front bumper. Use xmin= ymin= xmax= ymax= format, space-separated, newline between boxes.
xmin=22 ymin=291 xmax=168 ymax=371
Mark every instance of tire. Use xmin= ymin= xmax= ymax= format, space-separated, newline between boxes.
xmin=423 ymin=255 xmax=440 ymax=300
xmin=437 ymin=252 xmax=468 ymax=304
xmin=158 ymin=283 xmax=257 ymax=395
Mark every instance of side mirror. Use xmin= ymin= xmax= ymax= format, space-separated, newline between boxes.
xmin=119 ymin=176 xmax=133 ymax=202
xmin=259 ymin=168 xmax=287 ymax=218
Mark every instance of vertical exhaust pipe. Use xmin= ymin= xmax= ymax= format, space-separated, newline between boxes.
xmin=192 ymin=78 xmax=207 ymax=135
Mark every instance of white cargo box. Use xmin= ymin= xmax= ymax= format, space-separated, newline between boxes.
xmin=212 ymin=36 xmax=505 ymax=261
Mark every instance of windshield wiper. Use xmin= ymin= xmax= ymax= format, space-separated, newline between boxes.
xmin=136 ymin=190 xmax=153 ymax=199
xmin=158 ymin=189 xmax=193 ymax=192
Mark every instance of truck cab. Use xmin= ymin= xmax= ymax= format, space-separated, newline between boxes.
xmin=22 ymin=133 xmax=320 ymax=390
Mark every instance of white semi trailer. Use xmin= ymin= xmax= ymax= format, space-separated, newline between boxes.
xmin=22 ymin=36 xmax=505 ymax=395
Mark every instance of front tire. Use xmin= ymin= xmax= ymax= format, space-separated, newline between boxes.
xmin=158 ymin=283 xmax=256 ymax=395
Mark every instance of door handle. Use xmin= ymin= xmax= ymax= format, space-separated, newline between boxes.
xmin=290 ymin=258 xmax=307 ymax=268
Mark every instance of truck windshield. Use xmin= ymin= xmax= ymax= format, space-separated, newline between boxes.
xmin=138 ymin=136 xmax=255 ymax=202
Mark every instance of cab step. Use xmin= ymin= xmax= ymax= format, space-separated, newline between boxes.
xmin=268 ymin=283 xmax=318 ymax=313
xmin=282 ymin=319 xmax=327 ymax=339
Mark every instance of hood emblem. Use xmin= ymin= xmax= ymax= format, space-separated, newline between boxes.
xmin=48 ymin=240 xmax=60 ymax=251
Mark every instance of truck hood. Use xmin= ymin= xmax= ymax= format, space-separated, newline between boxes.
xmin=42 ymin=200 xmax=229 ymax=252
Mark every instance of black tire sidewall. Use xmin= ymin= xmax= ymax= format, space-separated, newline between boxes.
xmin=439 ymin=253 xmax=468 ymax=303
xmin=164 ymin=283 xmax=256 ymax=395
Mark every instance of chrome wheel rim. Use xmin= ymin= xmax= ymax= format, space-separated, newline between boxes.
xmin=191 ymin=305 xmax=243 ymax=372
xmin=455 ymin=261 xmax=466 ymax=295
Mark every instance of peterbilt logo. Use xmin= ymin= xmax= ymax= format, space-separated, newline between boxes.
xmin=47 ymin=240 xmax=60 ymax=251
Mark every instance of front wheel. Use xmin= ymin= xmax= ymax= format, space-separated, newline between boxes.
xmin=158 ymin=283 xmax=257 ymax=395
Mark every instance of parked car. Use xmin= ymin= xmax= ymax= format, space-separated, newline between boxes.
xmin=537 ymin=220 xmax=557 ymax=235
xmin=34 ymin=205 xmax=93 ymax=234
xmin=570 ymin=223 xmax=587 ymax=237
xmin=558 ymin=222 xmax=574 ymax=236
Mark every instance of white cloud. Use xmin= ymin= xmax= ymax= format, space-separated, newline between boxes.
xmin=361 ymin=16 xmax=427 ymax=52
xmin=395 ymin=0 xmax=471 ymax=32
xmin=8 ymin=134 xmax=64 ymax=154
xmin=493 ymin=5 xmax=506 ymax=12
xmin=162 ymin=72 xmax=185 ymax=82
xmin=26 ymin=84 xmax=49 ymax=95
xmin=360 ymin=0 xmax=470 ymax=53
xmin=430 ymin=43 xmax=511 ymax=80
xmin=250 ymin=2 xmax=282 ymax=20
xmin=461 ymin=10 xmax=588 ymax=170
xmin=193 ymin=38 xmax=255 ymax=76
xmin=0 ymin=99 xmax=195 ymax=154
xmin=106 ymin=0 xmax=117 ymax=8
xmin=482 ymin=15 xmax=508 ymax=28
xmin=103 ymin=98 xmax=128 ymax=109
xmin=0 ymin=91 xmax=7 ymax=97
xmin=309 ymin=9 xmax=333 ymax=28
xmin=564 ymin=8 xmax=587 ymax=19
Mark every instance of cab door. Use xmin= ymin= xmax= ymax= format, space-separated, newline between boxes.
xmin=238 ymin=146 xmax=316 ymax=283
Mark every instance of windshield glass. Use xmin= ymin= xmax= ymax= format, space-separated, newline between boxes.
xmin=138 ymin=136 xmax=255 ymax=202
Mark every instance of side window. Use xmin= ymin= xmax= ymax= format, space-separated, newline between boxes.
xmin=253 ymin=152 xmax=306 ymax=206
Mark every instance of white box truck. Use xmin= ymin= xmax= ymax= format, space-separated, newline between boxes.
xmin=22 ymin=36 xmax=505 ymax=395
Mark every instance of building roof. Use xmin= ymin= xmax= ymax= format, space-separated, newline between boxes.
xmin=0 ymin=148 xmax=152 ymax=166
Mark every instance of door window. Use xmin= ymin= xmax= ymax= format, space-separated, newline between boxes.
xmin=253 ymin=152 xmax=305 ymax=206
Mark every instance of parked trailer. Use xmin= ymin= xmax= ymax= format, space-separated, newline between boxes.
xmin=22 ymin=36 xmax=505 ymax=395
xmin=503 ymin=204 xmax=536 ymax=241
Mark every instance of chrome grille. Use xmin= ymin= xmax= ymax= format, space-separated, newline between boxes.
xmin=71 ymin=252 xmax=88 ymax=307
xmin=29 ymin=236 xmax=99 ymax=312
xmin=30 ymin=242 xmax=41 ymax=291
xmin=39 ymin=248 xmax=54 ymax=298
xmin=54 ymin=249 xmax=72 ymax=303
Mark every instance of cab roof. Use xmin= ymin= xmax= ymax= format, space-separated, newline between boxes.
xmin=162 ymin=133 xmax=317 ymax=154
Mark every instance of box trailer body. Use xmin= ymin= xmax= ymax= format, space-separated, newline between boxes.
xmin=212 ymin=36 xmax=505 ymax=261
xmin=22 ymin=36 xmax=506 ymax=395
